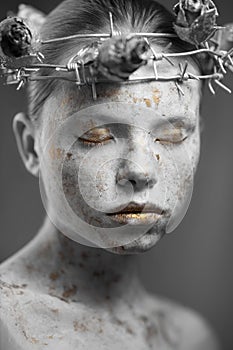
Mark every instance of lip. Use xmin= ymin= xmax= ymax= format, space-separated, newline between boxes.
xmin=106 ymin=202 xmax=164 ymax=224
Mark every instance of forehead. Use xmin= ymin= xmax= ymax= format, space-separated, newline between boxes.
xmin=42 ymin=54 xmax=201 ymax=130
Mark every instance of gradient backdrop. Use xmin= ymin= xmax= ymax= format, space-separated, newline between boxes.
xmin=0 ymin=1 xmax=233 ymax=349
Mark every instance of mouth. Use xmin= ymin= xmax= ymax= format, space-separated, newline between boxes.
xmin=106 ymin=202 xmax=164 ymax=225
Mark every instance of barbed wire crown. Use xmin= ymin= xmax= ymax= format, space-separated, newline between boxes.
xmin=0 ymin=0 xmax=233 ymax=99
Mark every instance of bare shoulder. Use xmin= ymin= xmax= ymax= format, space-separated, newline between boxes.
xmin=149 ymin=294 xmax=221 ymax=350
xmin=0 ymin=278 xmax=26 ymax=350
xmin=0 ymin=256 xmax=41 ymax=350
xmin=174 ymin=303 xmax=220 ymax=350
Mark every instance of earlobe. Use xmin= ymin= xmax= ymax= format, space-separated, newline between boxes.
xmin=13 ymin=112 xmax=40 ymax=177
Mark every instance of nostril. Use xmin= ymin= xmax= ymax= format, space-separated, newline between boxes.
xmin=130 ymin=177 xmax=156 ymax=190
xmin=116 ymin=160 xmax=158 ymax=191
xmin=129 ymin=179 xmax=137 ymax=187
xmin=147 ymin=177 xmax=157 ymax=189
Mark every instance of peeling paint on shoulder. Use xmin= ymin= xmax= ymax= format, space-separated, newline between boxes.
xmin=0 ymin=279 xmax=28 ymax=291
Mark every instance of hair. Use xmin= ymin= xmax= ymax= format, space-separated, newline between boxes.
xmin=28 ymin=0 xmax=203 ymax=119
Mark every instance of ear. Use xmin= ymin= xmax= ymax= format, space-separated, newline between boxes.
xmin=13 ymin=112 xmax=40 ymax=177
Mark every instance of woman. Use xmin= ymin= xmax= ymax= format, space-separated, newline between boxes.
xmin=0 ymin=0 xmax=222 ymax=349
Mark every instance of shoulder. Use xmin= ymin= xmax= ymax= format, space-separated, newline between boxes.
xmin=159 ymin=296 xmax=220 ymax=350
xmin=0 ymin=278 xmax=67 ymax=350
xmin=0 ymin=257 xmax=43 ymax=349
xmin=143 ymin=293 xmax=220 ymax=350
xmin=0 ymin=278 xmax=27 ymax=350
xmin=173 ymin=303 xmax=220 ymax=350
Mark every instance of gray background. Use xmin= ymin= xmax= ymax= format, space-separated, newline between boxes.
xmin=0 ymin=0 xmax=233 ymax=349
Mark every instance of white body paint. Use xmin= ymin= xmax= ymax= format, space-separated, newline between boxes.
xmin=0 ymin=53 xmax=219 ymax=349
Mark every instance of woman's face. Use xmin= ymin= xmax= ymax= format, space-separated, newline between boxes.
xmin=35 ymin=55 xmax=201 ymax=254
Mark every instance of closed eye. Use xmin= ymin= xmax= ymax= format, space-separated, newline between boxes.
xmin=78 ymin=127 xmax=114 ymax=147
xmin=154 ymin=128 xmax=189 ymax=145
xmin=155 ymin=136 xmax=188 ymax=145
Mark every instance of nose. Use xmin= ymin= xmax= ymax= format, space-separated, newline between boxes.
xmin=116 ymin=137 xmax=158 ymax=192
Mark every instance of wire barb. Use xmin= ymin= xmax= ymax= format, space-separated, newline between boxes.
xmin=214 ymin=79 xmax=232 ymax=94
xmin=175 ymin=81 xmax=185 ymax=96
xmin=179 ymin=61 xmax=189 ymax=81
xmin=0 ymin=24 xmax=233 ymax=99
xmin=16 ymin=79 xmax=25 ymax=90
xmin=144 ymin=38 xmax=159 ymax=80
xmin=109 ymin=12 xmax=114 ymax=37
xmin=208 ymin=79 xmax=216 ymax=95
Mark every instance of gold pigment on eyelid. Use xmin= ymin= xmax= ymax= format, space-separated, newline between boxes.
xmin=81 ymin=128 xmax=112 ymax=142
xmin=156 ymin=127 xmax=184 ymax=143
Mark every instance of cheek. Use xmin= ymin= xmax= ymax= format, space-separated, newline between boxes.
xmin=155 ymin=134 xmax=199 ymax=210
xmin=155 ymin=132 xmax=200 ymax=233
xmin=185 ymin=129 xmax=201 ymax=173
xmin=62 ymin=147 xmax=119 ymax=211
xmin=61 ymin=142 xmax=140 ymax=213
xmin=41 ymin=133 xmax=200 ymax=204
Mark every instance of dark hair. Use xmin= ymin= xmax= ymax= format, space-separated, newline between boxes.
xmin=28 ymin=0 xmax=202 ymax=118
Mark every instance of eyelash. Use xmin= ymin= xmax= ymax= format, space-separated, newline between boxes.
xmin=78 ymin=137 xmax=114 ymax=147
xmin=78 ymin=132 xmax=188 ymax=147
xmin=154 ymin=136 xmax=188 ymax=145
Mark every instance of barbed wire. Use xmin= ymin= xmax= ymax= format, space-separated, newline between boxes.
xmin=1 ymin=10 xmax=233 ymax=98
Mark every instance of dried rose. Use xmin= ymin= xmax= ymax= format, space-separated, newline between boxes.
xmin=173 ymin=0 xmax=219 ymax=46
xmin=0 ymin=17 xmax=32 ymax=58
xmin=96 ymin=36 xmax=149 ymax=81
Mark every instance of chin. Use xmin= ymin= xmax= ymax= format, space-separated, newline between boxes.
xmin=106 ymin=225 xmax=166 ymax=255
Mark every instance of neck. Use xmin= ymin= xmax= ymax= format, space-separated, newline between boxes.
xmin=27 ymin=216 xmax=144 ymax=307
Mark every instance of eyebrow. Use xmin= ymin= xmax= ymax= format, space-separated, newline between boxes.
xmin=155 ymin=115 xmax=197 ymax=128
xmin=68 ymin=109 xmax=198 ymax=132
